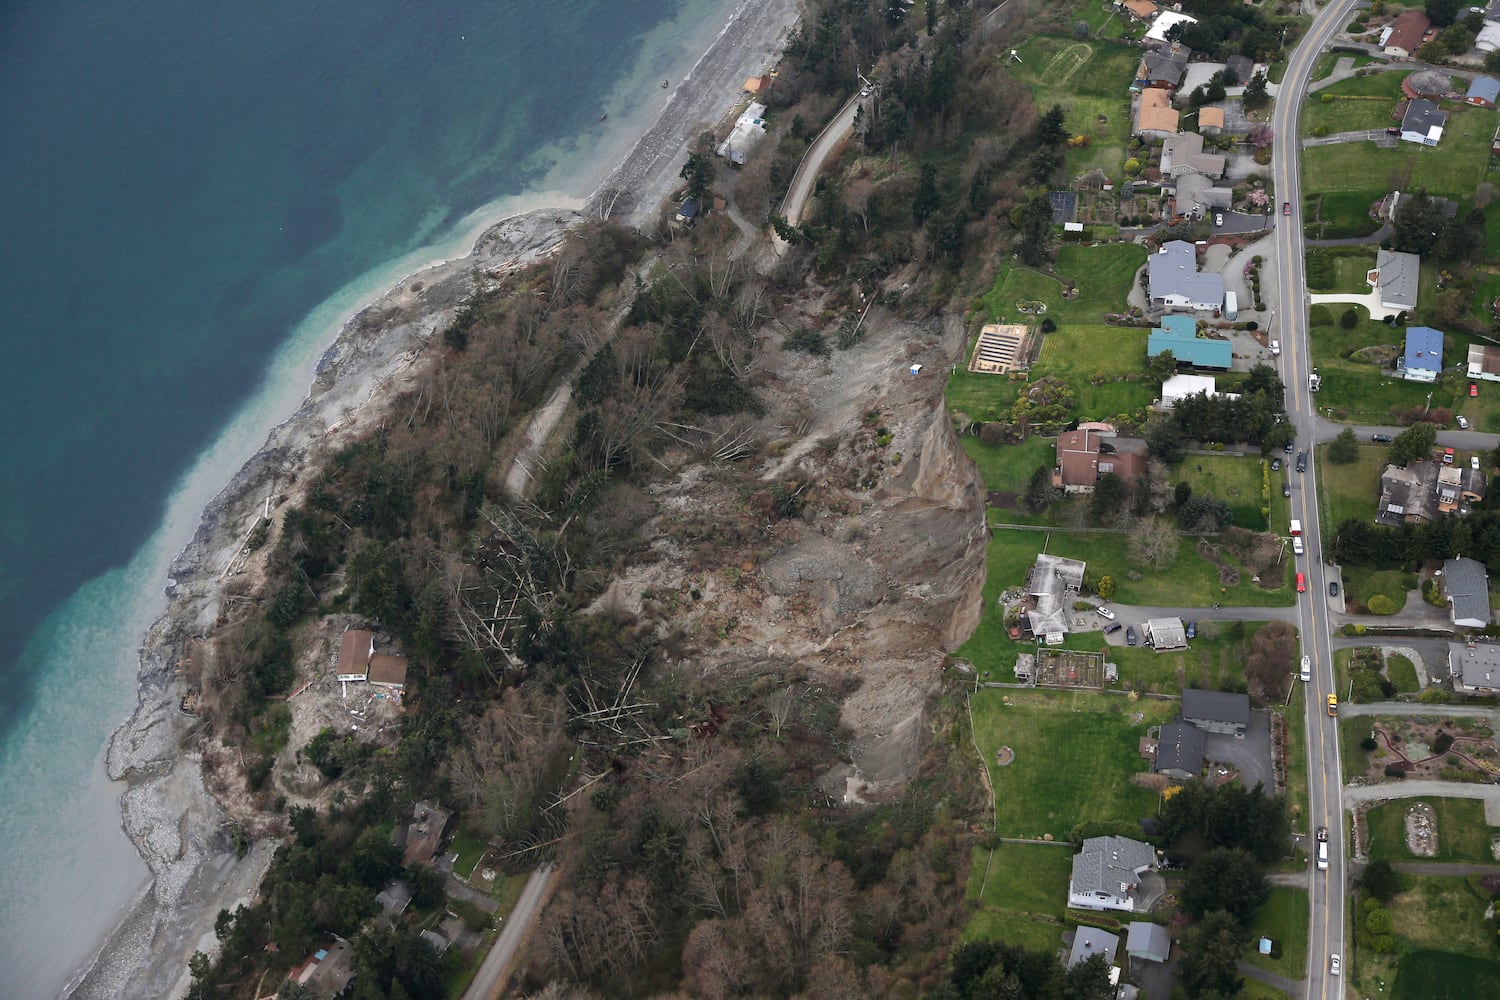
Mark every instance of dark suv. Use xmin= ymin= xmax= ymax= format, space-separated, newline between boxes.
xmin=1125 ymin=626 xmax=1138 ymax=646
xmin=1296 ymin=451 xmax=1307 ymax=473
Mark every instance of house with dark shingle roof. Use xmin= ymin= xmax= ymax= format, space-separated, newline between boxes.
xmin=1377 ymin=464 xmax=1430 ymax=526
xmin=1442 ymin=557 xmax=1490 ymax=628
xmin=1068 ymin=836 xmax=1158 ymax=912
xmin=1154 ymin=720 xmax=1205 ymax=780
xmin=1181 ymin=689 xmax=1249 ymax=737
xmin=1400 ymin=98 xmax=1447 ymax=146
xmin=1068 ymin=927 xmax=1121 ymax=969
xmin=1382 ymin=9 xmax=1431 ymax=58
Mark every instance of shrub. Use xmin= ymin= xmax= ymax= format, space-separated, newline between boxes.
xmin=1340 ymin=308 xmax=1359 ymax=329
xmin=1360 ymin=736 xmax=1378 ymax=751
xmin=1367 ymin=594 xmax=1397 ymax=615
xmin=1383 ymin=764 xmax=1407 ymax=778
xmin=1434 ymin=732 xmax=1454 ymax=754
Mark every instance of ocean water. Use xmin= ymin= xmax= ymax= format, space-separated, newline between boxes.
xmin=0 ymin=0 xmax=737 ymax=993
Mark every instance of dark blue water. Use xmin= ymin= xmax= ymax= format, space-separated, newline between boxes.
xmin=0 ymin=0 xmax=728 ymax=992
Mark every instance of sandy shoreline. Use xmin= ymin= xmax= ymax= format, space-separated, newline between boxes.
xmin=64 ymin=1 xmax=800 ymax=996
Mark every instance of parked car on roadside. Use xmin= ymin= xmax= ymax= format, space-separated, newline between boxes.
xmin=1282 ymin=482 xmax=1291 ymax=497
xmin=1372 ymin=433 xmax=1392 ymax=443
xmin=1186 ymin=621 xmax=1197 ymax=638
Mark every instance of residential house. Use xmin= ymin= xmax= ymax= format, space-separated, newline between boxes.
xmin=1055 ymin=427 xmax=1147 ymax=494
xmin=1121 ymin=0 xmax=1159 ymax=21
xmin=1025 ymin=552 xmax=1088 ymax=638
xmin=1133 ymin=44 xmax=1192 ymax=90
xmin=1436 ymin=464 xmax=1466 ymax=514
xmin=1382 ymin=191 xmax=1459 ymax=226
xmin=1468 ymin=343 xmax=1500 ymax=383
xmin=1376 ymin=464 xmax=1430 ymax=526
xmin=1174 ymin=172 xmax=1233 ymax=221
xmin=1127 ymin=922 xmax=1172 ymax=963
xmin=1197 ymin=105 xmax=1226 ymax=133
xmin=1479 ymin=21 xmax=1500 ymax=52
xmin=1399 ymin=98 xmax=1447 ymax=146
xmin=1468 ymin=76 xmax=1500 ymax=108
xmin=1441 ymin=557 xmax=1491 ymax=628
xmin=1147 ymin=241 xmax=1225 ymax=314
xmin=742 ymin=75 xmax=771 ymax=94
xmin=1145 ymin=10 xmax=1198 ymax=45
xmin=1225 ymin=55 xmax=1255 ymax=87
xmin=675 ymin=197 xmax=701 ymax=225
xmin=1154 ymin=720 xmax=1206 ymax=780
xmin=716 ymin=102 xmax=768 ymax=165
xmin=398 ymin=801 xmax=455 ymax=868
xmin=334 ymin=626 xmax=409 ymax=692
xmin=1369 ymin=249 xmax=1420 ymax=314
xmin=1180 ymin=689 xmax=1249 ymax=737
xmin=1068 ymin=836 xmax=1159 ymax=912
xmin=1451 ymin=640 xmax=1500 ymax=694
xmin=286 ymin=938 xmax=355 ymax=999
xmin=1160 ymin=132 xmax=1225 ymax=177
xmin=1179 ymin=62 xmax=1228 ymax=101
xmin=1382 ymin=9 xmax=1432 ymax=58
xmin=1148 ymin=313 xmax=1232 ymax=369
xmin=1399 ymin=326 xmax=1443 ymax=382
xmin=1135 ymin=88 xmax=1180 ymax=138
xmin=1159 ymin=373 xmax=1240 ymax=409
xmin=1068 ymin=927 xmax=1121 ymax=969
xmin=1145 ymin=617 xmax=1187 ymax=650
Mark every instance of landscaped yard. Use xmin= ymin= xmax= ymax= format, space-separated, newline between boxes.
xmin=1302 ymin=101 xmax=1497 ymax=203
xmin=1007 ymin=35 xmax=1142 ymax=177
xmin=970 ymin=688 xmax=1176 ymax=838
xmin=963 ymin=842 xmax=1075 ymax=949
xmin=1307 ymin=309 xmax=1463 ymax=421
xmin=1302 ymin=188 xmax=1384 ymax=240
xmin=1300 ymin=70 xmax=1405 ymax=135
xmin=1363 ymin=798 xmax=1500 ymax=865
xmin=1242 ymin=886 xmax=1308 ymax=980
xmin=1315 ymin=443 xmax=1386 ymax=533
xmin=1383 ymin=878 xmax=1500 ymax=1000
xmin=1305 ymin=247 xmax=1375 ymax=294
xmin=1172 ymin=453 xmax=1275 ymax=531
xmin=1386 ymin=652 xmax=1420 ymax=692
xmin=978 ymin=244 xmax=1148 ymax=327
xmin=1035 ymin=323 xmax=1154 ymax=419
xmin=1341 ymin=566 xmax=1414 ymax=614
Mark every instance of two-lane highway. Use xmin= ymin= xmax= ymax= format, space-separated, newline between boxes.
xmin=1270 ymin=1 xmax=1362 ymax=996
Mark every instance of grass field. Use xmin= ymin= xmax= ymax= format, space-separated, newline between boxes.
xmin=978 ymin=245 xmax=1148 ymax=327
xmin=962 ymin=842 xmax=1076 ymax=949
xmin=1036 ymin=323 xmax=1155 ymax=418
xmin=1173 ymin=453 xmax=1273 ymax=530
xmin=1387 ymin=653 xmax=1420 ymax=692
xmin=970 ymin=688 xmax=1175 ymax=838
xmin=1391 ymin=948 xmax=1500 ymax=1000
xmin=1315 ymin=443 xmax=1385 ymax=533
xmin=953 ymin=421 xmax=1050 ymax=492
xmin=1303 ymin=102 xmax=1497 ymax=202
xmin=1300 ymin=71 xmax=1405 ymax=135
xmin=1307 ymin=310 xmax=1464 ymax=420
xmin=1305 ymin=248 xmax=1376 ymax=294
xmin=1243 ymin=887 xmax=1309 ymax=980
xmin=1008 ymin=36 xmax=1142 ymax=177
xmin=1364 ymin=798 xmax=1500 ymax=864
xmin=1279 ymin=688 xmax=1309 ymax=828
xmin=1303 ymin=187 xmax=1385 ymax=239
xmin=1342 ymin=566 xmax=1413 ymax=613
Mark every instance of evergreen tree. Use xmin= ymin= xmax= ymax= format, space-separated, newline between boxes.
xmin=1329 ymin=426 xmax=1359 ymax=464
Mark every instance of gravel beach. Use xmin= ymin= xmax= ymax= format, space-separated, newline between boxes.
xmin=65 ymin=0 xmax=802 ymax=995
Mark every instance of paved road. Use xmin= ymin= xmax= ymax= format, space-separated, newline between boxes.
xmin=1270 ymin=1 xmax=1362 ymax=996
xmin=461 ymin=865 xmax=555 ymax=1000
xmin=1338 ymin=700 xmax=1499 ymax=725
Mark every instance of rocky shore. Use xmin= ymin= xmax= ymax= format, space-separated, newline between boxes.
xmin=66 ymin=0 xmax=802 ymax=995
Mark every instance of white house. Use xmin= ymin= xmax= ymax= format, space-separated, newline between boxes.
xmin=716 ymin=102 xmax=768 ymax=165
xmin=1400 ymin=98 xmax=1447 ymax=146
xmin=1068 ymin=836 xmax=1158 ymax=912
xmin=1145 ymin=10 xmax=1197 ymax=44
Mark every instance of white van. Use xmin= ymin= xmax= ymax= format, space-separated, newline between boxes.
xmin=1317 ymin=841 xmax=1329 ymax=870
xmin=1300 ymin=656 xmax=1311 ymax=683
xmin=1293 ymin=536 xmax=1304 ymax=556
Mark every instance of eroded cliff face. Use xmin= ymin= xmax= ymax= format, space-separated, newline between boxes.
xmin=594 ymin=306 xmax=988 ymax=800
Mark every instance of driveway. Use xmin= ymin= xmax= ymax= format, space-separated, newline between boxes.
xmin=1308 ymin=288 xmax=1396 ymax=321
xmin=1211 ymin=211 xmax=1274 ymax=236
xmin=1203 ymin=708 xmax=1274 ymax=793
xmin=1300 ymin=128 xmax=1398 ymax=148
xmin=1342 ymin=779 xmax=1500 ymax=824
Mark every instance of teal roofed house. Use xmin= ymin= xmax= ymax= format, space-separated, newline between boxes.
xmin=1147 ymin=314 xmax=1231 ymax=370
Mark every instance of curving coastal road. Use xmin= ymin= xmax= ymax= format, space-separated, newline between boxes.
xmin=1270 ymin=0 xmax=1364 ymax=995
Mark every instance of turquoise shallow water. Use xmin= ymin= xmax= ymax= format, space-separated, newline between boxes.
xmin=0 ymin=0 xmax=730 ymax=992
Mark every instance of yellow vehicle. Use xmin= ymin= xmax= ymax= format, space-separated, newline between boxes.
xmin=1327 ymin=694 xmax=1338 ymax=717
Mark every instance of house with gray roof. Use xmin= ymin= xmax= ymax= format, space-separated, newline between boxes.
xmin=1160 ymin=132 xmax=1226 ymax=178
xmin=1173 ymin=173 xmax=1233 ymax=222
xmin=1154 ymin=720 xmax=1205 ymax=780
xmin=1400 ymin=98 xmax=1447 ymax=146
xmin=1068 ymin=836 xmax=1159 ymax=912
xmin=1026 ymin=553 xmax=1088 ymax=638
xmin=1133 ymin=43 xmax=1192 ymax=90
xmin=1181 ymin=689 xmax=1249 ymax=737
xmin=1377 ymin=464 xmax=1430 ymax=526
xmin=1146 ymin=618 xmax=1187 ymax=651
xmin=1068 ymin=927 xmax=1121 ymax=969
xmin=1148 ymin=240 xmax=1225 ymax=313
xmin=1126 ymin=921 xmax=1172 ymax=963
xmin=1372 ymin=249 xmax=1420 ymax=313
xmin=1449 ymin=640 xmax=1500 ymax=695
xmin=1441 ymin=557 xmax=1490 ymax=629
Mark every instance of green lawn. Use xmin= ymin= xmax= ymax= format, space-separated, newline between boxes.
xmin=1364 ymin=798 xmax=1500 ymax=864
xmin=962 ymin=842 xmax=1076 ymax=949
xmin=1315 ymin=443 xmax=1385 ymax=533
xmin=1243 ymin=887 xmax=1309 ymax=980
xmin=1387 ymin=653 xmax=1420 ymax=692
xmin=970 ymin=688 xmax=1175 ymax=838
xmin=1392 ymin=948 xmax=1500 ymax=1000
xmin=1342 ymin=566 xmax=1413 ymax=613
xmin=1307 ymin=310 xmax=1462 ymax=421
xmin=954 ymin=422 xmax=1049 ymax=493
xmin=979 ymin=245 xmax=1148 ymax=327
xmin=1302 ymin=102 xmax=1498 ymax=202
xmin=446 ymin=828 xmax=490 ymax=880
xmin=1036 ymin=323 xmax=1154 ymax=419
xmin=1305 ymin=248 xmax=1376 ymax=294
xmin=1172 ymin=453 xmax=1273 ymax=530
xmin=1300 ymin=71 xmax=1405 ymax=135
xmin=1302 ymin=187 xmax=1385 ymax=240
xmin=1007 ymin=36 xmax=1142 ymax=177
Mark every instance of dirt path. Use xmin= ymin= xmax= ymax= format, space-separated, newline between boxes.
xmin=504 ymin=384 xmax=574 ymax=497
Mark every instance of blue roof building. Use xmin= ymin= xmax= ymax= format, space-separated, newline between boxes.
xmin=1468 ymin=76 xmax=1500 ymax=108
xmin=1401 ymin=326 xmax=1444 ymax=382
xmin=1147 ymin=314 xmax=1231 ymax=370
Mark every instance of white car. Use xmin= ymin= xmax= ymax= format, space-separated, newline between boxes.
xmin=1330 ymin=954 xmax=1341 ymax=976
xmin=1457 ymin=415 xmax=1470 ymax=429
xmin=1474 ymin=456 xmax=1481 ymax=470
xmin=1300 ymin=656 xmax=1311 ymax=682
xmin=1214 ymin=212 xmax=1224 ymax=227
xmin=1096 ymin=606 xmax=1116 ymax=620
xmin=1270 ymin=340 xmax=1280 ymax=356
